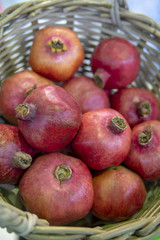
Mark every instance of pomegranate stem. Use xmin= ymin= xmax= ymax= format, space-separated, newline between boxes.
xmin=93 ymin=68 xmax=110 ymax=88
xmin=12 ymin=151 xmax=32 ymax=169
xmin=138 ymin=124 xmax=152 ymax=145
xmin=110 ymin=116 xmax=127 ymax=133
xmin=54 ymin=164 xmax=72 ymax=187
xmin=15 ymin=103 xmax=36 ymax=121
xmin=25 ymin=84 xmax=37 ymax=97
xmin=137 ymin=100 xmax=151 ymax=118
xmin=47 ymin=39 xmax=67 ymax=53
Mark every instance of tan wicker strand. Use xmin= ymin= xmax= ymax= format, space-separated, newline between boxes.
xmin=1 ymin=0 xmax=160 ymax=239
xmin=136 ymin=214 xmax=160 ymax=237
xmin=25 ymin=234 xmax=86 ymax=240
xmin=87 ymin=218 xmax=158 ymax=240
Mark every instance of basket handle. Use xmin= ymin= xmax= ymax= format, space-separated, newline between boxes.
xmin=110 ymin=0 xmax=129 ymax=28
xmin=116 ymin=0 xmax=129 ymax=10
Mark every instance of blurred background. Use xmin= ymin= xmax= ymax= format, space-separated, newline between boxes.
xmin=0 ymin=0 xmax=160 ymax=240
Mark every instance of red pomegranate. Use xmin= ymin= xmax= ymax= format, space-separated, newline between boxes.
xmin=124 ymin=120 xmax=160 ymax=181
xmin=92 ymin=166 xmax=146 ymax=221
xmin=72 ymin=108 xmax=131 ymax=170
xmin=16 ymin=85 xmax=82 ymax=153
xmin=63 ymin=75 xmax=110 ymax=113
xmin=29 ymin=26 xmax=84 ymax=82
xmin=0 ymin=70 xmax=53 ymax=125
xmin=111 ymin=87 xmax=160 ymax=128
xmin=0 ymin=124 xmax=36 ymax=184
xmin=91 ymin=37 xmax=140 ymax=89
xmin=19 ymin=152 xmax=94 ymax=225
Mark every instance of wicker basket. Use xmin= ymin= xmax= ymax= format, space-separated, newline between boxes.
xmin=1 ymin=0 xmax=160 ymax=239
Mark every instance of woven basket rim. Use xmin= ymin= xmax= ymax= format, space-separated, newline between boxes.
xmin=1 ymin=0 xmax=160 ymax=30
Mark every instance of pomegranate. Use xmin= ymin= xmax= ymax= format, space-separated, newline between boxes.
xmin=92 ymin=166 xmax=146 ymax=221
xmin=0 ymin=70 xmax=53 ymax=125
xmin=91 ymin=37 xmax=140 ymax=89
xmin=15 ymin=85 xmax=82 ymax=153
xmin=72 ymin=108 xmax=131 ymax=170
xmin=111 ymin=87 xmax=160 ymax=128
xmin=19 ymin=152 xmax=94 ymax=225
xmin=63 ymin=75 xmax=110 ymax=113
xmin=0 ymin=124 xmax=36 ymax=184
xmin=124 ymin=120 xmax=160 ymax=181
xmin=29 ymin=26 xmax=84 ymax=82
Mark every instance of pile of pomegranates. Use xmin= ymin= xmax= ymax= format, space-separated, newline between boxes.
xmin=0 ymin=25 xmax=160 ymax=227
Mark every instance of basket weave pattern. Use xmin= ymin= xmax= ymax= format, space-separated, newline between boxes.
xmin=1 ymin=0 xmax=160 ymax=239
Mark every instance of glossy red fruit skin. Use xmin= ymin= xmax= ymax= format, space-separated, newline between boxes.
xmin=91 ymin=37 xmax=140 ymax=89
xmin=63 ymin=75 xmax=110 ymax=113
xmin=92 ymin=166 xmax=146 ymax=222
xmin=16 ymin=85 xmax=82 ymax=153
xmin=0 ymin=70 xmax=53 ymax=125
xmin=0 ymin=124 xmax=36 ymax=184
xmin=72 ymin=108 xmax=131 ymax=170
xmin=124 ymin=120 xmax=160 ymax=181
xmin=19 ymin=152 xmax=94 ymax=226
xmin=29 ymin=26 xmax=84 ymax=82
xmin=111 ymin=87 xmax=160 ymax=128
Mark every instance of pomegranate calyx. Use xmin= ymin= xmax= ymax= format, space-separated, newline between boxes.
xmin=93 ymin=68 xmax=110 ymax=88
xmin=15 ymin=103 xmax=36 ymax=121
xmin=54 ymin=164 xmax=72 ymax=187
xmin=25 ymin=84 xmax=37 ymax=97
xmin=138 ymin=124 xmax=152 ymax=146
xmin=12 ymin=151 xmax=32 ymax=169
xmin=111 ymin=116 xmax=127 ymax=133
xmin=47 ymin=39 xmax=67 ymax=53
xmin=137 ymin=100 xmax=151 ymax=118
